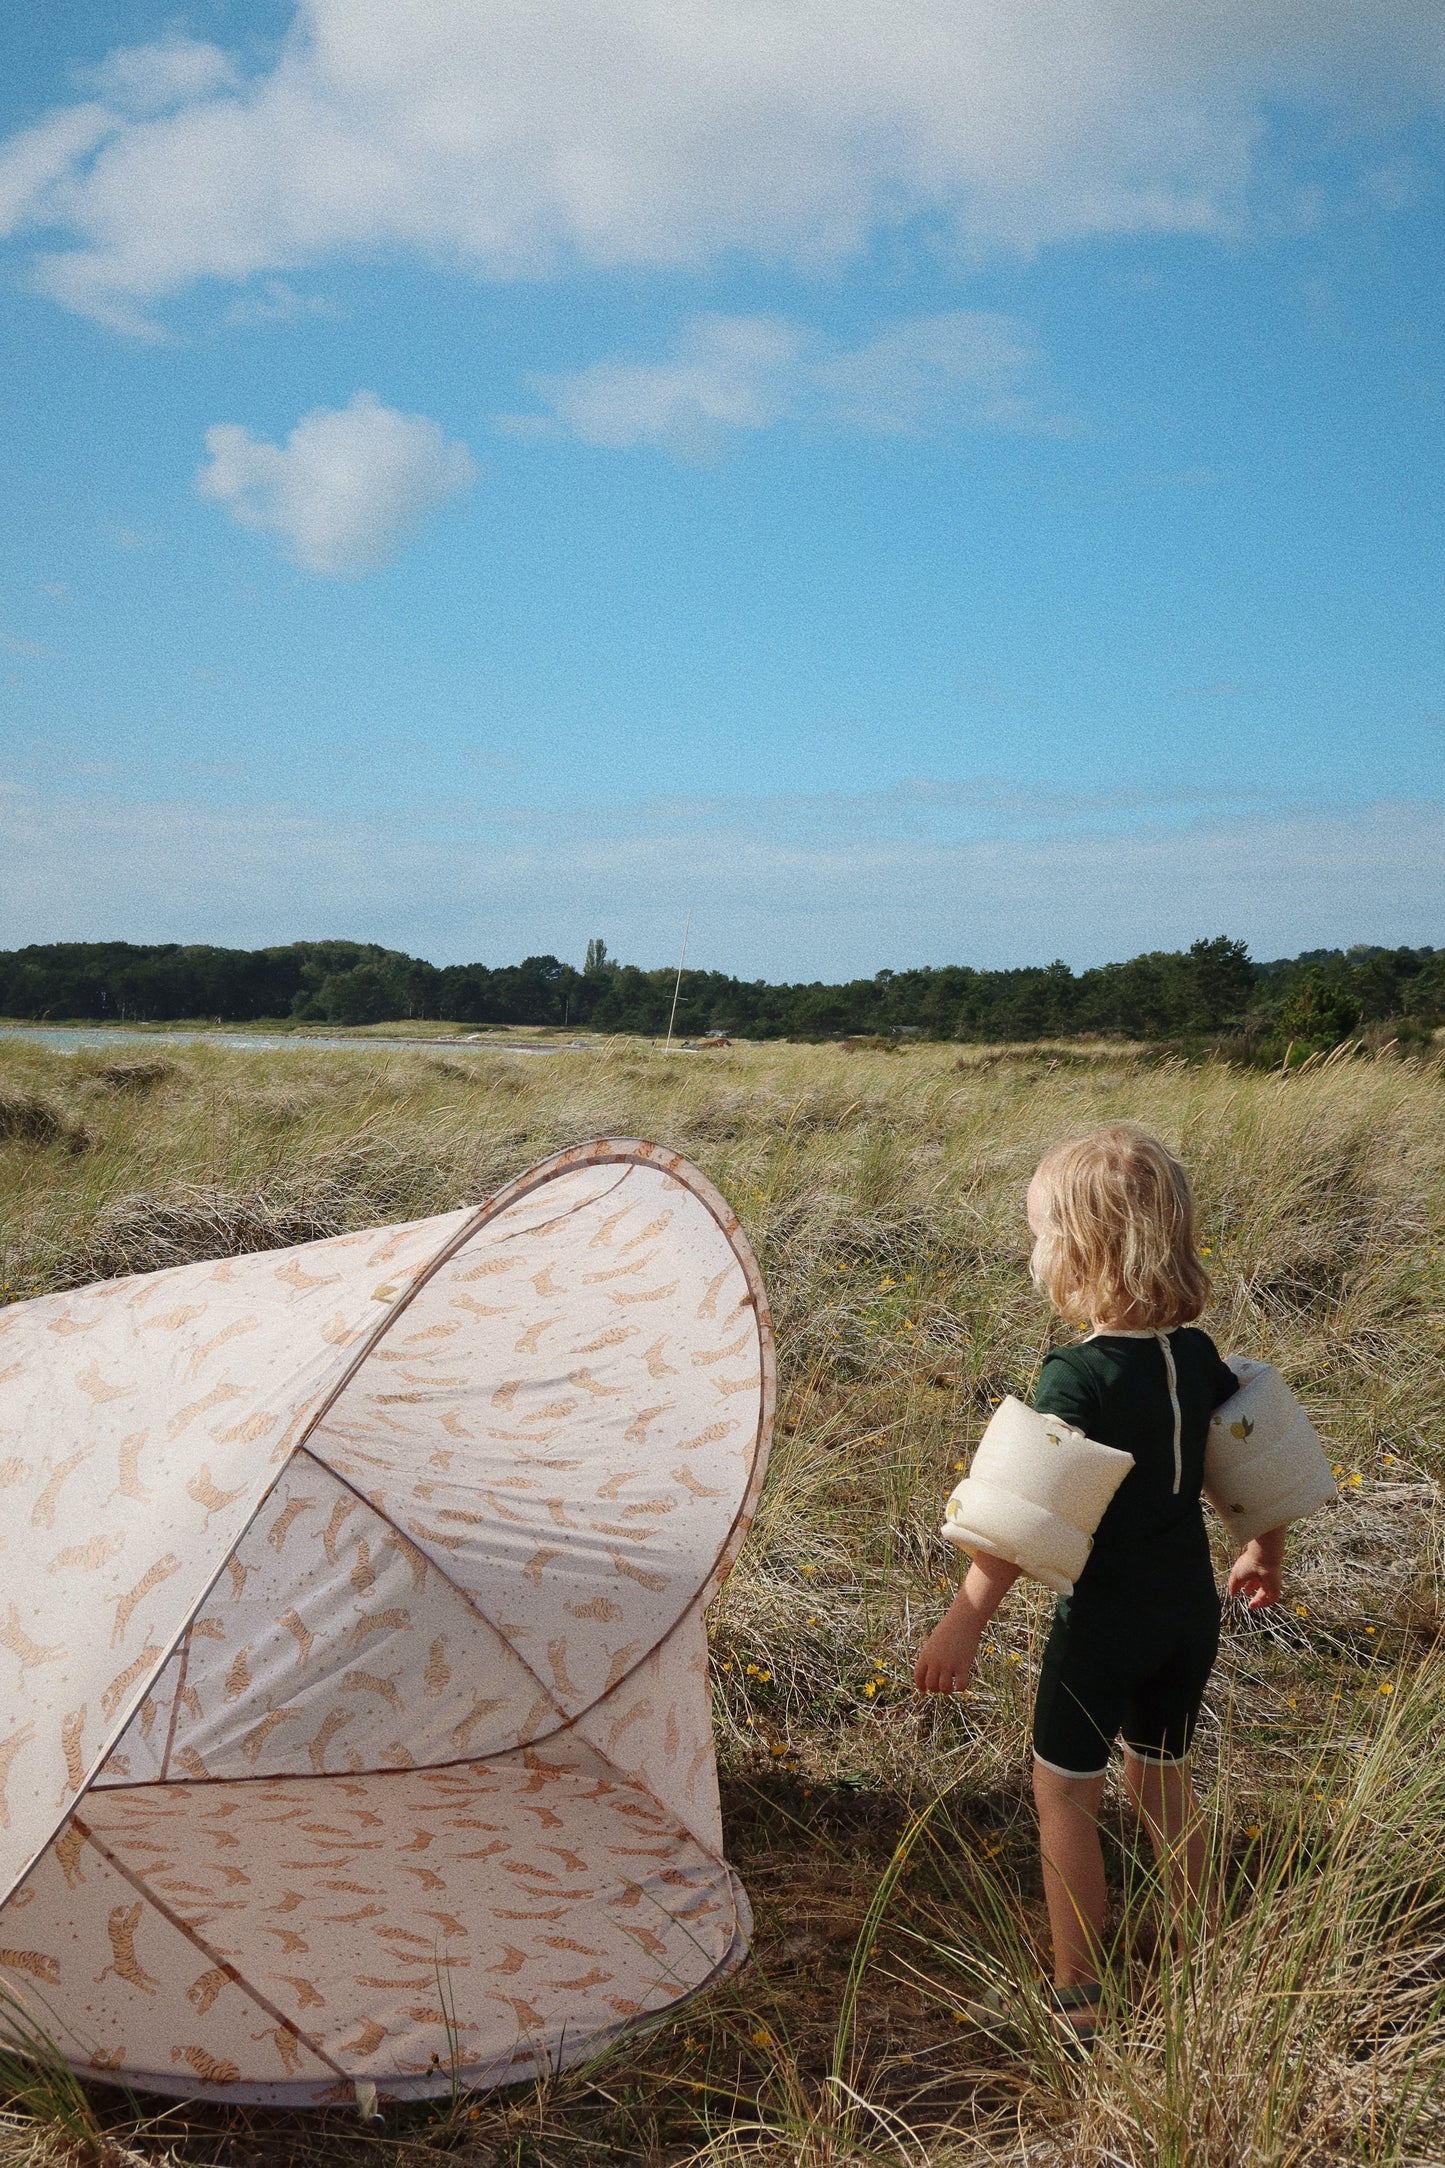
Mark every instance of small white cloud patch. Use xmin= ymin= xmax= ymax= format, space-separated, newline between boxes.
xmin=513 ymin=311 xmax=1064 ymax=453
xmin=84 ymin=37 xmax=237 ymax=117
xmin=520 ymin=315 xmax=804 ymax=459
xmin=197 ymin=392 xmax=476 ymax=576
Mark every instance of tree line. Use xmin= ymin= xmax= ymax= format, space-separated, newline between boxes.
xmin=1 ymin=935 xmax=1440 ymax=1057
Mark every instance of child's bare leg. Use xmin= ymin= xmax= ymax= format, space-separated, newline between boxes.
xmin=1031 ymin=1761 xmax=1108 ymax=1995
xmin=1121 ymin=1750 xmax=1206 ymax=1942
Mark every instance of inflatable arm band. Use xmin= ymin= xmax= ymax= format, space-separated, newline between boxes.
xmin=940 ymin=1396 xmax=1135 ymax=1596
xmin=1204 ymin=1358 xmax=1335 ymax=1546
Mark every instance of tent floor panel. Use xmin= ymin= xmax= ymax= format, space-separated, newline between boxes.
xmin=1 ymin=1745 xmax=745 ymax=2102
xmin=86 ymin=1894 xmax=752 ymax=2107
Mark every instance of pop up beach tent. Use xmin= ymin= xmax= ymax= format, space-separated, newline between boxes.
xmin=0 ymin=1139 xmax=774 ymax=2105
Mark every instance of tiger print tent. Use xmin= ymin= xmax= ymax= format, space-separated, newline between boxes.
xmin=0 ymin=1139 xmax=773 ymax=2105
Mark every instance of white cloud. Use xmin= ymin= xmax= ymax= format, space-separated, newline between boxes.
xmin=222 ymin=278 xmax=337 ymax=327
xmin=811 ymin=313 xmax=1059 ymax=435
xmin=196 ymin=391 xmax=477 ymax=576
xmin=1 ymin=1 xmax=1442 ymax=329
xmin=0 ymin=778 xmax=1439 ymax=979
xmin=513 ymin=309 xmax=1063 ymax=452
xmin=514 ymin=315 xmax=801 ymax=456
xmin=0 ymin=103 xmax=112 ymax=234
xmin=83 ymin=37 xmax=238 ymax=117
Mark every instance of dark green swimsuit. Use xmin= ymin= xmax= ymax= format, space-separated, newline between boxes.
xmin=1030 ymin=1328 xmax=1239 ymax=1776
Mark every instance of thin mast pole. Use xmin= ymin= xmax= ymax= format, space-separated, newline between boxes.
xmin=664 ymin=909 xmax=692 ymax=1052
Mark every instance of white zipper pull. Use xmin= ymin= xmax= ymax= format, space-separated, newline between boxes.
xmin=1157 ymin=1330 xmax=1182 ymax=1494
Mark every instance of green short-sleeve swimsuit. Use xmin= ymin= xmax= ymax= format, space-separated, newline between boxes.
xmin=1030 ymin=1328 xmax=1240 ymax=1778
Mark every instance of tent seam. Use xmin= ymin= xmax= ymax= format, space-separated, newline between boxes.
xmin=69 ymin=1814 xmax=350 ymax=2083
xmin=288 ymin=1445 xmax=574 ymax=1730
xmin=0 ymin=1450 xmax=300 ymax=1912
xmin=96 ymin=1609 xmax=737 ymax=1875
xmin=157 ymin=1626 xmax=193 ymax=1785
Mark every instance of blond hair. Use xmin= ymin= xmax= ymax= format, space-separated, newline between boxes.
xmin=1029 ymin=1125 xmax=1209 ymax=1331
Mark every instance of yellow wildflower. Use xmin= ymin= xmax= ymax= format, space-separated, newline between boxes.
xmin=1380 ymin=1681 xmax=1394 ymax=1695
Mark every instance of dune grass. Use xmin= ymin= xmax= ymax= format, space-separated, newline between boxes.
xmin=2 ymin=1031 xmax=1444 ymax=2165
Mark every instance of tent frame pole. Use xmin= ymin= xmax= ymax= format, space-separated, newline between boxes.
xmin=664 ymin=909 xmax=692 ymax=1052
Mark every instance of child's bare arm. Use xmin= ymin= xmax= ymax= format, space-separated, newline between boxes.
xmin=914 ymin=1552 xmax=1021 ymax=1695
xmin=1227 ymin=1524 xmax=1286 ymax=1610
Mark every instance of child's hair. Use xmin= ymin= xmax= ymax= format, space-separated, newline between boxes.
xmin=1029 ymin=1124 xmax=1209 ymax=1330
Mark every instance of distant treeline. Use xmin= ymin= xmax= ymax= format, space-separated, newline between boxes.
xmin=2 ymin=935 xmax=1442 ymax=1057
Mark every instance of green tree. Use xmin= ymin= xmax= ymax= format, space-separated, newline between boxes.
xmin=1273 ymin=975 xmax=1361 ymax=1061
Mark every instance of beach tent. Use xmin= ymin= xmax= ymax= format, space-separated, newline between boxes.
xmin=0 ymin=1139 xmax=773 ymax=2105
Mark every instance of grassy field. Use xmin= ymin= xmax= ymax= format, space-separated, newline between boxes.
xmin=2 ymin=1031 xmax=1444 ymax=2167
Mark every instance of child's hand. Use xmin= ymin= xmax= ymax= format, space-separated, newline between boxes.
xmin=914 ymin=1611 xmax=978 ymax=1695
xmin=1228 ymin=1525 xmax=1286 ymax=1610
xmin=915 ymin=1553 xmax=1020 ymax=1693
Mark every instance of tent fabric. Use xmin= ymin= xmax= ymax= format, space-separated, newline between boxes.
xmin=0 ymin=1140 xmax=773 ymax=2103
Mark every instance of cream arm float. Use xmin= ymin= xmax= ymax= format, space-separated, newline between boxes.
xmin=1203 ymin=1357 xmax=1336 ymax=1546
xmin=939 ymin=1397 xmax=1135 ymax=1596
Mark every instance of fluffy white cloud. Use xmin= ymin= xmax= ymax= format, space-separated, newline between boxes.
xmin=1 ymin=1 xmax=1442 ymax=329
xmin=196 ymin=391 xmax=476 ymax=575
xmin=513 ymin=310 xmax=1061 ymax=452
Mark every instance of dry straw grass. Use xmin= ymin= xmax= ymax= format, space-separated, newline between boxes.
xmin=2 ymin=1032 xmax=1444 ymax=2166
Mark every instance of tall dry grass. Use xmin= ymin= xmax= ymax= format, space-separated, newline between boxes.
xmin=2 ymin=1032 xmax=1444 ymax=2166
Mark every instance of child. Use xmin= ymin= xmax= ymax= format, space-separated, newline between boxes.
xmin=914 ymin=1124 xmax=1285 ymax=2042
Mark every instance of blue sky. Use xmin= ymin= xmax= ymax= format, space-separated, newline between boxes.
xmin=1 ymin=2 xmax=1442 ymax=977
